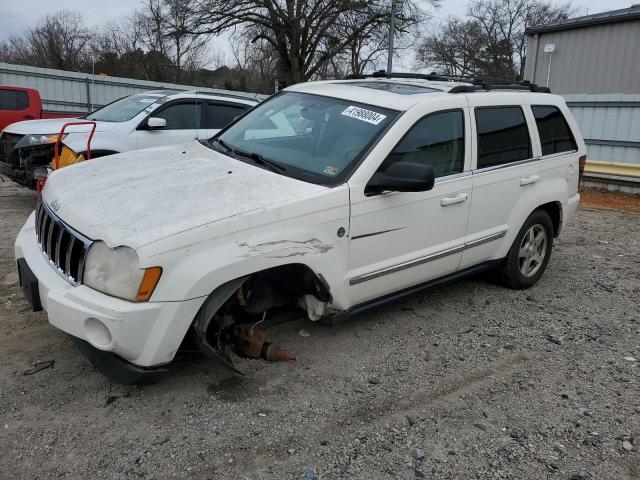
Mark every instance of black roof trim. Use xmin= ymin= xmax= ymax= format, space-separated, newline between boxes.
xmin=526 ymin=5 xmax=640 ymax=34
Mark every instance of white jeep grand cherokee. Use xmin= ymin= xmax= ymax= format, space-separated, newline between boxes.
xmin=14 ymin=74 xmax=585 ymax=383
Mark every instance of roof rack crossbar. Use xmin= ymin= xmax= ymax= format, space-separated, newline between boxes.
xmin=343 ymin=70 xmax=551 ymax=93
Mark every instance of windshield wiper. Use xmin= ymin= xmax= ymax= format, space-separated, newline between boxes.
xmin=212 ymin=138 xmax=234 ymax=153
xmin=212 ymin=139 xmax=286 ymax=173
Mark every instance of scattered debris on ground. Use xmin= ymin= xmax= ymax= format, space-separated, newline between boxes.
xmin=23 ymin=360 xmax=54 ymax=376
xmin=1 ymin=178 xmax=638 ymax=479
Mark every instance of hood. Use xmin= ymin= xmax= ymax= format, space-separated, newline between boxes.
xmin=42 ymin=141 xmax=327 ymax=249
xmin=4 ymin=118 xmax=118 ymax=135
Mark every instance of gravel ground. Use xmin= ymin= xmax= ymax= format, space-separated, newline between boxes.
xmin=0 ymin=178 xmax=638 ymax=480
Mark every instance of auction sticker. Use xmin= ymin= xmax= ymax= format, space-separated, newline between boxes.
xmin=341 ymin=106 xmax=386 ymax=125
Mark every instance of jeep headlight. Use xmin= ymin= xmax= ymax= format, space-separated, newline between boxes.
xmin=15 ymin=133 xmax=67 ymax=148
xmin=83 ymin=242 xmax=162 ymax=302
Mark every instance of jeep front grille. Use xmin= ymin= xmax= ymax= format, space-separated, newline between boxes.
xmin=35 ymin=199 xmax=92 ymax=285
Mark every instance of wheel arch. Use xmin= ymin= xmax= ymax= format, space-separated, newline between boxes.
xmin=537 ymin=200 xmax=563 ymax=237
xmin=187 ymin=262 xmax=332 ymax=363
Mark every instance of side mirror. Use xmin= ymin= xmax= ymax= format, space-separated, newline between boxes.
xmin=147 ymin=117 xmax=167 ymax=129
xmin=366 ymin=161 xmax=435 ymax=195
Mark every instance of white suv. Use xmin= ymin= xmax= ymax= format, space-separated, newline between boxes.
xmin=1 ymin=89 xmax=260 ymax=187
xmin=14 ymin=74 xmax=585 ymax=383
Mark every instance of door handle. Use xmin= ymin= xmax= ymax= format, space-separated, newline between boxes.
xmin=519 ymin=175 xmax=540 ymax=186
xmin=441 ymin=192 xmax=468 ymax=206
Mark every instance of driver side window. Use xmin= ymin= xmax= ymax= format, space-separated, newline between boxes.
xmin=381 ymin=110 xmax=465 ymax=178
xmin=154 ymin=102 xmax=200 ymax=130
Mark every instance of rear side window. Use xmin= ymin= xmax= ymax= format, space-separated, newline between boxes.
xmin=381 ymin=110 xmax=464 ymax=178
xmin=532 ymin=105 xmax=577 ymax=155
xmin=204 ymin=102 xmax=249 ymax=129
xmin=0 ymin=90 xmax=29 ymax=111
xmin=475 ymin=107 xmax=531 ymax=168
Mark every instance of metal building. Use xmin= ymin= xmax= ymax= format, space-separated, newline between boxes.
xmin=525 ymin=5 xmax=640 ymax=95
xmin=524 ymin=5 xmax=640 ymax=192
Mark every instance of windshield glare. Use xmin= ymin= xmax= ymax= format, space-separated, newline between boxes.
xmin=215 ymin=92 xmax=397 ymax=184
xmin=86 ymin=94 xmax=162 ymax=122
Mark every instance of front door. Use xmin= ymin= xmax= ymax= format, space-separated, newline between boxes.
xmin=347 ymin=105 xmax=473 ymax=306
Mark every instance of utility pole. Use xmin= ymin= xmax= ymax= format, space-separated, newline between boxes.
xmin=386 ymin=0 xmax=396 ymax=74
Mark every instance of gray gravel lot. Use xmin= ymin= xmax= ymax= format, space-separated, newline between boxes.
xmin=0 ymin=178 xmax=639 ymax=480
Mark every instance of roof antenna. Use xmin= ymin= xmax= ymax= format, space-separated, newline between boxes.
xmin=194 ymin=64 xmax=199 ymax=141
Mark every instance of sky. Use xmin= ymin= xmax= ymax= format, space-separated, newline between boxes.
xmin=0 ymin=0 xmax=636 ymax=70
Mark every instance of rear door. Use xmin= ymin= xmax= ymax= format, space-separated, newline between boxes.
xmin=197 ymin=101 xmax=252 ymax=139
xmin=460 ymin=97 xmax=542 ymax=270
xmin=136 ymin=100 xmax=200 ymax=149
xmin=0 ymin=88 xmax=31 ymax=130
xmin=531 ymin=104 xmax=581 ymax=203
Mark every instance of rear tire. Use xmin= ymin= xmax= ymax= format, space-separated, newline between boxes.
xmin=496 ymin=209 xmax=554 ymax=289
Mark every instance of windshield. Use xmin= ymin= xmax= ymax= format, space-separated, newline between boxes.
xmin=212 ymin=91 xmax=398 ymax=185
xmin=86 ymin=94 xmax=163 ymax=122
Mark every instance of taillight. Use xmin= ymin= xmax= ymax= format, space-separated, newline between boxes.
xmin=578 ymin=155 xmax=587 ymax=188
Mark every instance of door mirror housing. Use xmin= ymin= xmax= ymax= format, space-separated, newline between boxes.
xmin=147 ymin=117 xmax=167 ymax=129
xmin=366 ymin=161 xmax=435 ymax=195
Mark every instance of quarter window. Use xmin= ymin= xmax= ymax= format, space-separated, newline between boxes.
xmin=381 ymin=110 xmax=464 ymax=178
xmin=154 ymin=102 xmax=200 ymax=129
xmin=475 ymin=107 xmax=531 ymax=168
xmin=0 ymin=90 xmax=28 ymax=111
xmin=203 ymin=102 xmax=249 ymax=129
xmin=532 ymin=105 xmax=577 ymax=155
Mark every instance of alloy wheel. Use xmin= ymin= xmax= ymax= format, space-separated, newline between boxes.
xmin=518 ymin=224 xmax=547 ymax=277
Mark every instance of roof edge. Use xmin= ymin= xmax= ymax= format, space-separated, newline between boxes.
xmin=526 ymin=7 xmax=640 ymax=35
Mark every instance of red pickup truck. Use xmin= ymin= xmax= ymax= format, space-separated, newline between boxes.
xmin=0 ymin=85 xmax=79 ymax=131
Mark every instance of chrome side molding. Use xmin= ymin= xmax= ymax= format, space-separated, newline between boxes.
xmin=349 ymin=229 xmax=507 ymax=286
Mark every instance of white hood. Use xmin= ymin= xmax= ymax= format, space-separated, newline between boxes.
xmin=4 ymin=117 xmax=117 ymax=135
xmin=42 ymin=141 xmax=327 ymax=249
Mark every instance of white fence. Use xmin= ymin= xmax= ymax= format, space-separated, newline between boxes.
xmin=0 ymin=62 xmax=265 ymax=114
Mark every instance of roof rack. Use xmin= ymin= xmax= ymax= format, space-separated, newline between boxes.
xmin=343 ymin=70 xmax=551 ymax=94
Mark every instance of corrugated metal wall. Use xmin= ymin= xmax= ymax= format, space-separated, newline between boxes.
xmin=524 ymin=20 xmax=640 ymax=95
xmin=0 ymin=62 xmax=264 ymax=113
xmin=524 ymin=20 xmax=640 ymax=167
xmin=566 ymin=94 xmax=640 ymax=164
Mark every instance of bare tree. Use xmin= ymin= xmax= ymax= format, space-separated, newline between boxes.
xmin=90 ymin=1 xmax=210 ymax=83
xmin=188 ymin=0 xmax=430 ymax=86
xmin=2 ymin=11 xmax=92 ymax=70
xmin=417 ymin=0 xmax=574 ymax=79
xmin=229 ymin=30 xmax=279 ymax=91
xmin=416 ymin=19 xmax=486 ymax=76
xmin=141 ymin=0 xmax=210 ymax=82
xmin=326 ymin=1 xmax=429 ymax=77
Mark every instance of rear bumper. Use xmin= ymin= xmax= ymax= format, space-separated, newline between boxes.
xmin=14 ymin=212 xmax=205 ymax=369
